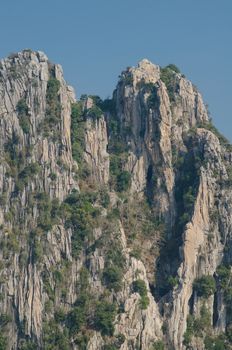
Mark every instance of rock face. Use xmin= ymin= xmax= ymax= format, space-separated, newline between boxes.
xmin=0 ymin=51 xmax=232 ymax=350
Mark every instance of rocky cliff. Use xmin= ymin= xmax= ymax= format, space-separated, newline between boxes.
xmin=0 ymin=50 xmax=232 ymax=350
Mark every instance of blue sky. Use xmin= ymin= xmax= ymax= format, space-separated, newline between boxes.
xmin=1 ymin=0 xmax=231 ymax=139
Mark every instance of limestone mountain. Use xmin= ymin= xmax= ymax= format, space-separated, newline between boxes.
xmin=0 ymin=50 xmax=232 ymax=350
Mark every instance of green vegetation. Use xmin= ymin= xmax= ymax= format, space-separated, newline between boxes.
xmin=104 ymin=96 xmax=132 ymax=193
xmin=160 ymin=65 xmax=180 ymax=102
xmin=183 ymin=305 xmax=211 ymax=346
xmin=46 ymin=77 xmax=61 ymax=124
xmin=4 ymin=135 xmax=41 ymax=196
xmin=167 ymin=276 xmax=179 ymax=288
xmin=1 ymin=229 xmax=20 ymax=258
xmin=109 ymin=154 xmax=131 ymax=192
xmin=66 ymin=267 xmax=118 ymax=340
xmin=102 ymin=241 xmax=126 ymax=292
xmin=19 ymin=340 xmax=37 ymax=350
xmin=152 ymin=340 xmax=165 ymax=350
xmin=225 ymin=165 xmax=232 ymax=187
xmin=61 ymin=190 xmax=99 ymax=257
xmin=36 ymin=193 xmax=60 ymax=232
xmin=38 ymin=76 xmax=61 ymax=138
xmin=122 ymin=72 xmax=133 ymax=86
xmin=193 ymin=275 xmax=216 ymax=298
xmin=103 ymin=266 xmax=123 ymax=292
xmin=43 ymin=320 xmax=69 ymax=350
xmin=70 ymin=102 xmax=86 ymax=166
xmin=0 ymin=314 xmax=11 ymax=327
xmin=0 ymin=314 xmax=10 ymax=349
xmin=121 ymin=196 xmax=165 ymax=244
xmin=99 ymin=188 xmax=110 ymax=208
xmin=66 ymin=267 xmax=92 ymax=336
xmin=175 ymin=151 xmax=201 ymax=230
xmin=217 ymin=264 xmax=231 ymax=289
xmin=204 ymin=335 xmax=226 ymax=350
xmin=116 ymin=171 xmax=131 ymax=192
xmin=67 ymin=297 xmax=89 ymax=334
xmin=164 ymin=64 xmax=181 ymax=74
xmin=196 ymin=121 xmax=232 ymax=151
xmin=4 ymin=133 xmax=21 ymax=169
xmin=103 ymin=345 xmax=117 ymax=350
xmin=216 ymin=264 xmax=232 ymax=322
xmin=133 ymin=279 xmax=150 ymax=310
xmin=16 ymin=162 xmax=40 ymax=190
xmin=155 ymin=144 xmax=202 ymax=299
xmin=86 ymin=104 xmax=102 ymax=120
xmin=49 ymin=172 xmax=57 ymax=181
xmin=17 ymin=98 xmax=30 ymax=133
xmin=94 ymin=300 xmax=116 ymax=336
xmin=147 ymin=84 xmax=160 ymax=110
xmin=0 ymin=331 xmax=7 ymax=350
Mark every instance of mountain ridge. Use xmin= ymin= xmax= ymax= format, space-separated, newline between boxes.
xmin=0 ymin=49 xmax=232 ymax=350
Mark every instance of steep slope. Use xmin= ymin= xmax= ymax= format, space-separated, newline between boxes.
xmin=0 ymin=50 xmax=232 ymax=350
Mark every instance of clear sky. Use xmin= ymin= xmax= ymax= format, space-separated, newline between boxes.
xmin=1 ymin=0 xmax=231 ymax=139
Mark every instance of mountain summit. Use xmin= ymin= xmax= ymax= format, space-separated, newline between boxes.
xmin=0 ymin=50 xmax=232 ymax=350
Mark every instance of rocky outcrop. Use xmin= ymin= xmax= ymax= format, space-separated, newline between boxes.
xmin=84 ymin=115 xmax=109 ymax=185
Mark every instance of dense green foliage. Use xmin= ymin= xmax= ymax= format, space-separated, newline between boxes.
xmin=0 ymin=314 xmax=11 ymax=327
xmin=39 ymin=76 xmax=61 ymax=138
xmin=4 ymin=134 xmax=41 ymax=195
xmin=62 ymin=190 xmax=99 ymax=257
xmin=64 ymin=268 xmax=91 ymax=346
xmin=204 ymin=335 xmax=226 ymax=350
xmin=160 ymin=65 xmax=180 ymax=102
xmin=19 ymin=340 xmax=37 ymax=350
xmin=183 ymin=305 xmax=211 ymax=346
xmin=103 ymin=266 xmax=123 ymax=292
xmin=102 ymin=241 xmax=126 ymax=292
xmin=133 ymin=279 xmax=150 ymax=309
xmin=71 ymin=102 xmax=86 ymax=166
xmin=0 ymin=331 xmax=7 ymax=350
xmin=164 ymin=64 xmax=181 ymax=74
xmin=216 ymin=264 xmax=232 ymax=321
xmin=217 ymin=264 xmax=231 ymax=289
xmin=86 ymin=104 xmax=102 ymax=120
xmin=17 ymin=98 xmax=30 ymax=133
xmin=94 ymin=301 xmax=116 ymax=336
xmin=36 ymin=193 xmax=60 ymax=232
xmin=109 ymin=154 xmax=131 ymax=192
xmin=121 ymin=72 xmax=133 ymax=86
xmin=46 ymin=78 xmax=61 ymax=124
xmin=153 ymin=340 xmax=165 ymax=350
xmin=174 ymin=147 xmax=202 ymax=229
xmin=43 ymin=320 xmax=69 ymax=350
xmin=116 ymin=170 xmax=131 ymax=192
xmin=193 ymin=275 xmax=216 ymax=298
xmin=146 ymin=84 xmax=160 ymax=110
xmin=16 ymin=162 xmax=40 ymax=191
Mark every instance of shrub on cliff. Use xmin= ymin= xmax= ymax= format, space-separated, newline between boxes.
xmin=193 ymin=275 xmax=216 ymax=298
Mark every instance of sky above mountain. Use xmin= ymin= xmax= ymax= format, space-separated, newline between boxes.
xmin=0 ymin=0 xmax=231 ymax=140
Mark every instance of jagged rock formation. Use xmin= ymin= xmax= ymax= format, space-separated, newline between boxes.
xmin=0 ymin=50 xmax=232 ymax=350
